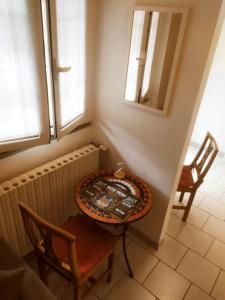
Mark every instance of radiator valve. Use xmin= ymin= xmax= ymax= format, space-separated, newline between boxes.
xmin=99 ymin=144 xmax=107 ymax=152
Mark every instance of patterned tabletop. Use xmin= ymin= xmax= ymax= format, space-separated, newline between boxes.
xmin=75 ymin=170 xmax=153 ymax=224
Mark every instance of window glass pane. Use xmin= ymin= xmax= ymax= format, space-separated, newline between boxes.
xmin=56 ymin=0 xmax=86 ymax=127
xmin=125 ymin=11 xmax=145 ymax=101
xmin=0 ymin=0 xmax=43 ymax=142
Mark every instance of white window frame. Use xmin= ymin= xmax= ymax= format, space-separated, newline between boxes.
xmin=0 ymin=0 xmax=90 ymax=153
xmin=49 ymin=0 xmax=90 ymax=140
xmin=0 ymin=0 xmax=50 ymax=153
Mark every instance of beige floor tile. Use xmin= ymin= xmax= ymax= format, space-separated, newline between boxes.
xmin=114 ymin=236 xmax=132 ymax=257
xmin=217 ymin=177 xmax=225 ymax=188
xmin=128 ymin=231 xmax=149 ymax=249
xmin=143 ymin=261 xmax=190 ymax=300
xmin=203 ymin=216 xmax=225 ymax=243
xmin=212 ymin=164 xmax=225 ymax=177
xmin=199 ymin=197 xmax=225 ymax=220
xmin=193 ymin=191 xmax=208 ymax=207
xmin=206 ymin=239 xmax=225 ymax=270
xmin=199 ymin=182 xmax=225 ymax=200
xmin=184 ymin=284 xmax=215 ymax=300
xmin=105 ymin=275 xmax=156 ymax=300
xmin=205 ymin=170 xmax=221 ymax=184
xmin=173 ymin=194 xmax=186 ymax=213
xmin=212 ymin=271 xmax=225 ymax=300
xmin=116 ymin=241 xmax=158 ymax=283
xmin=176 ymin=206 xmax=209 ymax=229
xmin=93 ymin=264 xmax=124 ymax=299
xmin=148 ymin=235 xmax=187 ymax=269
xmin=166 ymin=214 xmax=185 ymax=238
xmin=86 ymin=294 xmax=99 ymax=300
xmin=48 ymin=272 xmax=98 ymax=300
xmin=177 ymin=250 xmax=220 ymax=293
xmin=173 ymin=191 xmax=206 ymax=208
xmin=220 ymin=191 xmax=225 ymax=203
xmin=176 ymin=223 xmax=213 ymax=256
xmin=48 ymin=272 xmax=68 ymax=299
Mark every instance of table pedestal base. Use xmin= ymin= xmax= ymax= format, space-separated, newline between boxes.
xmin=122 ymin=224 xmax=134 ymax=278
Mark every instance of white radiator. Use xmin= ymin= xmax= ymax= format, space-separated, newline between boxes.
xmin=0 ymin=144 xmax=99 ymax=256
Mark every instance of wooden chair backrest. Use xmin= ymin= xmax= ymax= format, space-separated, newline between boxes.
xmin=18 ymin=202 xmax=80 ymax=280
xmin=191 ymin=131 xmax=218 ymax=184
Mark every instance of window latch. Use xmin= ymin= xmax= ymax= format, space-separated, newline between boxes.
xmin=53 ymin=58 xmax=71 ymax=80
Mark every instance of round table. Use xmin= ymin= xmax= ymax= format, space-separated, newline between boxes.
xmin=75 ymin=170 xmax=153 ymax=277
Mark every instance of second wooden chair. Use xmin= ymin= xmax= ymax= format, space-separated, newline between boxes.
xmin=172 ymin=132 xmax=218 ymax=221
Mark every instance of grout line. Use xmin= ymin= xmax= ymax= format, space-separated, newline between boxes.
xmin=168 ymin=232 xmax=200 ymax=255
xmin=209 ymin=268 xmax=222 ymax=297
xmin=102 ymin=267 xmax=160 ymax=300
xmin=217 ymin=189 xmax=225 ymax=202
xmin=93 ymin=292 xmax=101 ymax=300
xmin=127 ymin=233 xmax=149 ymax=249
xmin=140 ymin=282 xmax=159 ymax=300
xmin=172 ymin=223 xmax=214 ymax=258
xmin=205 ymin=254 xmax=225 ymax=273
xmin=171 ymin=208 xmax=213 ymax=234
xmin=101 ymin=274 xmax=126 ymax=300
xmin=174 ymin=224 xmax=186 ymax=240
xmin=175 ymin=246 xmax=189 ymax=271
xmin=132 ymin=276 xmax=159 ymax=299
xmin=188 ymin=283 xmax=217 ymax=300
xmin=148 ymin=234 xmax=189 ymax=271
xmin=196 ymin=198 xmax=204 ymax=208
xmin=142 ymin=260 xmax=160 ymax=285
xmin=175 ymin=250 xmax=221 ymax=298
xmin=166 ymin=231 xmax=177 ymax=239
xmin=201 ymin=213 xmax=211 ymax=230
xmin=204 ymin=237 xmax=215 ymax=258
xmin=182 ymin=282 xmax=192 ymax=299
xmin=101 ymin=272 xmax=126 ymax=300
xmin=211 ymin=214 xmax=225 ymax=222
xmin=174 ymin=237 xmax=225 ymax=272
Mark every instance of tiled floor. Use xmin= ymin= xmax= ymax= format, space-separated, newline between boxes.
xmin=27 ymin=146 xmax=225 ymax=299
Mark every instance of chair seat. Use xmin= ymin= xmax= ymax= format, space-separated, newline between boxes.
xmin=178 ymin=166 xmax=195 ymax=190
xmin=52 ymin=214 xmax=118 ymax=277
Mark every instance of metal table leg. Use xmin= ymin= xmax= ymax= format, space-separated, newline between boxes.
xmin=122 ymin=223 xmax=134 ymax=278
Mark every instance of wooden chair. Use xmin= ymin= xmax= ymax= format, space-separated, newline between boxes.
xmin=172 ymin=132 xmax=218 ymax=221
xmin=18 ymin=202 xmax=118 ymax=300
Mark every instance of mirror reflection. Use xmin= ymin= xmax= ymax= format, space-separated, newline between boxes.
xmin=125 ymin=7 xmax=187 ymax=114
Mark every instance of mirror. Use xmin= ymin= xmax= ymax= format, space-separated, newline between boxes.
xmin=125 ymin=6 xmax=188 ymax=115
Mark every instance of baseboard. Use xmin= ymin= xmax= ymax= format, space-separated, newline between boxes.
xmin=129 ymin=226 xmax=162 ymax=250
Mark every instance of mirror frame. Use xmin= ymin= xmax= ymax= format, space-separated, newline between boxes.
xmin=124 ymin=5 xmax=189 ymax=116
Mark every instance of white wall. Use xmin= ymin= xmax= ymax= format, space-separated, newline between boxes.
xmin=92 ymin=0 xmax=223 ymax=245
xmin=191 ymin=20 xmax=225 ymax=153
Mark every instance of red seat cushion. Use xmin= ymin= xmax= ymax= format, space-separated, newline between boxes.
xmin=52 ymin=214 xmax=118 ymax=277
xmin=178 ymin=166 xmax=195 ymax=189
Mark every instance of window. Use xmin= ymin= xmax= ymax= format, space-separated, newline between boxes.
xmin=0 ymin=0 xmax=88 ymax=153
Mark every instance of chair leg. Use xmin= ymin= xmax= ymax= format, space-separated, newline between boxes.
xmin=182 ymin=191 xmax=196 ymax=222
xmin=179 ymin=192 xmax=185 ymax=203
xmin=107 ymin=253 xmax=114 ymax=283
xmin=37 ymin=257 xmax=48 ymax=286
xmin=74 ymin=286 xmax=82 ymax=300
